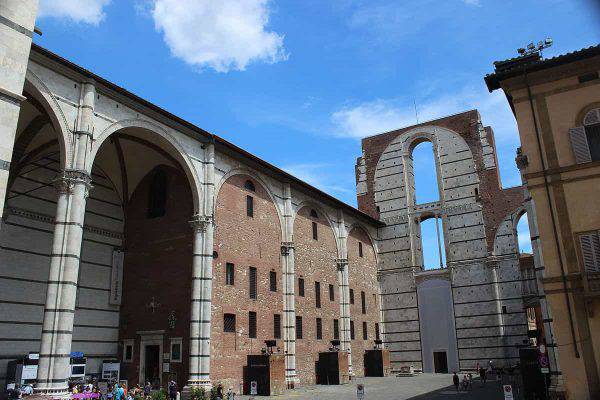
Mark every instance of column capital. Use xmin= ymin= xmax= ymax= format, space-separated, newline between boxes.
xmin=53 ymin=169 xmax=92 ymax=196
xmin=189 ymin=214 xmax=214 ymax=232
xmin=281 ymin=241 xmax=294 ymax=256
xmin=336 ymin=258 xmax=348 ymax=271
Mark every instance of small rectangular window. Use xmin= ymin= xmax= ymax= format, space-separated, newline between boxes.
xmin=361 ymin=291 xmax=366 ymax=314
xmin=329 ymin=284 xmax=335 ymax=301
xmin=224 ymin=313 xmax=236 ymax=333
xmin=226 ymin=263 xmax=235 ymax=285
xmin=375 ymin=323 xmax=380 ymax=341
xmin=315 ymin=281 xmax=321 ymax=308
xmin=274 ymin=314 xmax=281 ymax=339
xmin=298 ymin=277 xmax=305 ymax=297
xmin=350 ymin=320 xmax=355 ymax=340
xmin=296 ymin=316 xmax=303 ymax=339
xmin=246 ymin=195 xmax=254 ymax=218
xmin=502 ymin=306 xmax=508 ymax=314
xmin=270 ymin=270 xmax=277 ymax=292
xmin=249 ymin=267 xmax=257 ymax=299
xmin=170 ymin=338 xmax=182 ymax=363
xmin=362 ymin=321 xmax=368 ymax=340
xmin=359 ymin=242 xmax=363 ymax=257
xmin=333 ymin=319 xmax=339 ymax=340
xmin=123 ymin=339 xmax=134 ymax=363
xmin=249 ymin=311 xmax=257 ymax=338
xmin=350 ymin=289 xmax=355 ymax=304
xmin=312 ymin=221 xmax=318 ymax=240
xmin=316 ymin=318 xmax=322 ymax=340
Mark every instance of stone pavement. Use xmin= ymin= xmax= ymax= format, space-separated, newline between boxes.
xmin=236 ymin=374 xmax=508 ymax=400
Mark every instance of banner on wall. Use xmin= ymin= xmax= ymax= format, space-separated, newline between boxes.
xmin=109 ymin=249 xmax=124 ymax=305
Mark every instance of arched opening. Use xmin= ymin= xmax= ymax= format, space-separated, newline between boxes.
xmin=411 ymin=141 xmax=439 ymax=205
xmin=516 ymin=212 xmax=532 ymax=254
xmin=0 ymin=88 xmax=68 ymax=384
xmin=419 ymin=215 xmax=446 ymax=270
xmin=76 ymin=127 xmax=198 ymax=390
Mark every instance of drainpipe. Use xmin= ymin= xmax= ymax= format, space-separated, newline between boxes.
xmin=523 ymin=69 xmax=580 ymax=358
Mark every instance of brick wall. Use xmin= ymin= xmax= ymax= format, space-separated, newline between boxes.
xmin=347 ymin=227 xmax=380 ymax=375
xmin=211 ymin=174 xmax=283 ymax=390
xmin=119 ymin=165 xmax=193 ymax=390
xmin=293 ymin=206 xmax=340 ymax=385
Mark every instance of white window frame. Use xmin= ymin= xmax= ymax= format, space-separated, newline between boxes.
xmin=170 ymin=337 xmax=183 ymax=363
xmin=123 ymin=339 xmax=134 ymax=363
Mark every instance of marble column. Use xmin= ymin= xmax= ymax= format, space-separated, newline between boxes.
xmin=336 ymin=211 xmax=353 ymax=376
xmin=35 ymin=170 xmax=91 ymax=397
xmin=281 ymin=183 xmax=297 ymax=386
xmin=187 ymin=214 xmax=214 ymax=388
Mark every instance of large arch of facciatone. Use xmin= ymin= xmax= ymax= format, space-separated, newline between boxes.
xmin=211 ymin=173 xmax=283 ymax=390
xmin=292 ymin=204 xmax=340 ymax=385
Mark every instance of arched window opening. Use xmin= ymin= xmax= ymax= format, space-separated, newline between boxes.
xmin=584 ymin=109 xmax=600 ymax=161
xmin=147 ymin=169 xmax=168 ymax=218
xmin=516 ymin=212 xmax=532 ymax=254
xmin=310 ymin=209 xmax=318 ymax=218
xmin=244 ymin=179 xmax=256 ymax=192
xmin=420 ymin=216 xmax=446 ymax=270
xmin=412 ymin=141 xmax=440 ymax=205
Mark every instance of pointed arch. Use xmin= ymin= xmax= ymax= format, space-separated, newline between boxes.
xmin=90 ymin=118 xmax=202 ymax=214
xmin=213 ymin=168 xmax=285 ymax=232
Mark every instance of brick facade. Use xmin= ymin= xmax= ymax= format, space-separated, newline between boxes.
xmin=293 ymin=206 xmax=340 ymax=385
xmin=211 ymin=174 xmax=282 ymax=390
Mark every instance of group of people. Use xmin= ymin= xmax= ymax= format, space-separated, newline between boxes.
xmin=452 ymin=372 xmax=474 ymax=392
xmin=5 ymin=383 xmax=34 ymax=399
xmin=452 ymin=360 xmax=494 ymax=392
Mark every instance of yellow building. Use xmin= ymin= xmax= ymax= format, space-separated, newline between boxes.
xmin=486 ymin=45 xmax=600 ymax=400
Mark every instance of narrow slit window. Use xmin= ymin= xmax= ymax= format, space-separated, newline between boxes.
xmin=359 ymin=242 xmax=363 ymax=257
xmin=333 ymin=319 xmax=339 ymax=340
xmin=296 ymin=316 xmax=303 ymax=339
xmin=298 ymin=277 xmax=305 ymax=297
xmin=225 ymin=263 xmax=235 ymax=285
xmin=361 ymin=291 xmax=366 ymax=314
xmin=375 ymin=323 xmax=380 ymax=341
xmin=329 ymin=284 xmax=334 ymax=301
xmin=350 ymin=320 xmax=355 ymax=340
xmin=312 ymin=221 xmax=318 ymax=240
xmin=315 ymin=282 xmax=321 ymax=308
xmin=249 ymin=311 xmax=257 ymax=338
xmin=274 ymin=314 xmax=281 ymax=339
xmin=249 ymin=267 xmax=257 ymax=299
xmin=350 ymin=289 xmax=355 ymax=304
xmin=246 ymin=195 xmax=254 ymax=218
xmin=362 ymin=321 xmax=368 ymax=340
xmin=270 ymin=270 xmax=277 ymax=292
xmin=316 ymin=318 xmax=323 ymax=340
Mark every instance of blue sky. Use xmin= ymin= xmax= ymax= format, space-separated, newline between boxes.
xmin=35 ymin=0 xmax=598 ymax=266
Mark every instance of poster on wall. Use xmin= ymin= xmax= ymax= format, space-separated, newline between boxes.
xmin=110 ymin=249 xmax=124 ymax=305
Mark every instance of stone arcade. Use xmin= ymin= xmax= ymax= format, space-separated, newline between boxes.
xmin=0 ymin=2 xmax=551 ymax=398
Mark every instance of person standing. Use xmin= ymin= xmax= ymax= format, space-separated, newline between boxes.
xmin=144 ymin=382 xmax=152 ymax=399
xmin=453 ymin=372 xmax=460 ymax=392
xmin=168 ymin=381 xmax=177 ymax=400
xmin=479 ymin=366 xmax=487 ymax=386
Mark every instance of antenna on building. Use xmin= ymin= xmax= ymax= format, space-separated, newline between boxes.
xmin=414 ymin=100 xmax=419 ymax=124
xmin=517 ymin=37 xmax=553 ymax=58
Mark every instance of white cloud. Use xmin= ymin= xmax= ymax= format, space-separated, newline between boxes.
xmin=282 ymin=163 xmax=354 ymax=197
xmin=330 ymin=84 xmax=515 ymax=143
xmin=151 ymin=0 xmax=288 ymax=72
xmin=38 ymin=0 xmax=111 ymax=25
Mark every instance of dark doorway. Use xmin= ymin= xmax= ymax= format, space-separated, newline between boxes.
xmin=433 ymin=351 xmax=448 ymax=373
xmin=145 ymin=345 xmax=160 ymax=388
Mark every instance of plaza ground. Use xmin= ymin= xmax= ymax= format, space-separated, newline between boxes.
xmin=236 ymin=374 xmax=510 ymax=399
